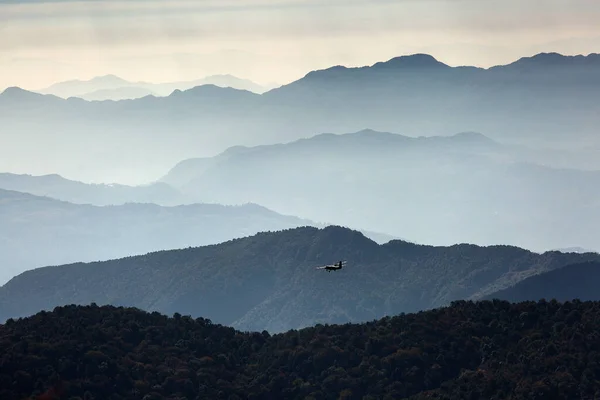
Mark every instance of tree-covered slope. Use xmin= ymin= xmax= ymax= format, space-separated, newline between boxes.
xmin=484 ymin=261 xmax=600 ymax=303
xmin=1 ymin=225 xmax=598 ymax=333
xmin=3 ymin=300 xmax=600 ymax=399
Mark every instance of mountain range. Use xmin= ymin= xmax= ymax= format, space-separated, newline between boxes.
xmin=2 ymin=225 xmax=599 ymax=333
xmin=2 ymin=52 xmax=600 ymax=183
xmin=37 ymin=74 xmax=279 ymax=100
xmin=0 ymin=188 xmax=311 ymax=285
xmin=0 ymin=186 xmax=397 ymax=285
xmin=159 ymin=129 xmax=600 ymax=253
xmin=0 ymin=172 xmax=190 ymax=206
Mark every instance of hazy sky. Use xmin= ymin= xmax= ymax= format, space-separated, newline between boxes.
xmin=0 ymin=0 xmax=599 ymax=89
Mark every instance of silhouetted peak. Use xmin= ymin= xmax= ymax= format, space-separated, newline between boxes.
xmin=352 ymin=128 xmax=388 ymax=136
xmin=300 ymin=65 xmax=348 ymax=80
xmin=1 ymin=86 xmax=42 ymax=99
xmin=372 ymin=53 xmax=448 ymax=69
xmin=450 ymin=131 xmax=496 ymax=144
xmin=221 ymin=144 xmax=253 ymax=157
xmin=501 ymin=52 xmax=600 ymax=69
xmin=316 ymin=225 xmax=378 ymax=246
xmin=170 ymin=84 xmax=257 ymax=98
xmin=89 ymin=74 xmax=129 ymax=84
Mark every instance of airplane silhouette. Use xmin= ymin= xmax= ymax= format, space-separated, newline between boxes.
xmin=315 ymin=260 xmax=347 ymax=272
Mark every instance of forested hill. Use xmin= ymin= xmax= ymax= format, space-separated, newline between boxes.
xmin=1 ymin=225 xmax=598 ymax=332
xmin=3 ymin=300 xmax=600 ymax=399
xmin=483 ymin=261 xmax=600 ymax=303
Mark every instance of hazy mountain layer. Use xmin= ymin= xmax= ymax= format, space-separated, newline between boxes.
xmin=0 ymin=188 xmax=397 ymax=285
xmin=37 ymin=73 xmax=277 ymax=99
xmin=1 ymin=225 xmax=598 ymax=333
xmin=2 ymin=52 xmax=600 ymax=183
xmin=0 ymin=172 xmax=191 ymax=206
xmin=161 ymin=129 xmax=600 ymax=253
xmin=0 ymin=188 xmax=316 ymax=285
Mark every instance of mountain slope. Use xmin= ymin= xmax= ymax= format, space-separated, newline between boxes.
xmin=79 ymin=86 xmax=157 ymax=101
xmin=3 ymin=52 xmax=600 ymax=183
xmin=0 ymin=172 xmax=191 ymax=206
xmin=0 ymin=188 xmax=396 ymax=284
xmin=0 ymin=188 xmax=318 ymax=285
xmin=37 ymin=73 xmax=275 ymax=99
xmin=3 ymin=300 xmax=600 ymax=399
xmin=484 ymin=261 xmax=600 ymax=303
xmin=1 ymin=225 xmax=598 ymax=332
xmin=159 ymin=129 xmax=600 ymax=253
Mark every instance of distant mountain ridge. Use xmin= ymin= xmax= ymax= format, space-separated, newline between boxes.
xmin=0 ymin=172 xmax=190 ymax=206
xmin=0 ymin=187 xmax=398 ymax=284
xmin=1 ymin=225 xmax=598 ymax=332
xmin=0 ymin=188 xmax=312 ymax=283
xmin=159 ymin=128 xmax=600 ymax=254
xmin=2 ymin=51 xmax=600 ymax=184
xmin=36 ymin=73 xmax=278 ymax=100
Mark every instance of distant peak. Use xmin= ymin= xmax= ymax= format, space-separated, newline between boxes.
xmin=503 ymin=52 xmax=600 ymax=69
xmin=372 ymin=53 xmax=448 ymax=69
xmin=1 ymin=86 xmax=45 ymax=99
xmin=90 ymin=74 xmax=128 ymax=83
xmin=353 ymin=128 xmax=385 ymax=135
xmin=2 ymin=86 xmax=26 ymax=94
xmin=451 ymin=131 xmax=494 ymax=142
xmin=171 ymin=84 xmax=255 ymax=97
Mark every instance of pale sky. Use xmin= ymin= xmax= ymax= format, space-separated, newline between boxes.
xmin=0 ymin=0 xmax=599 ymax=90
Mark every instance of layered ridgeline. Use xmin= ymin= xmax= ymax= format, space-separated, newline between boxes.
xmin=1 ymin=226 xmax=598 ymax=333
xmin=4 ymin=300 xmax=600 ymax=399
xmin=160 ymin=129 xmax=600 ymax=253
xmin=37 ymin=73 xmax=278 ymax=100
xmin=0 ymin=172 xmax=192 ymax=206
xmin=2 ymin=52 xmax=600 ymax=182
xmin=0 ymin=189 xmax=395 ymax=285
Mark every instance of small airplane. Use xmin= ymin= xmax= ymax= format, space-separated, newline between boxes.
xmin=315 ymin=260 xmax=347 ymax=272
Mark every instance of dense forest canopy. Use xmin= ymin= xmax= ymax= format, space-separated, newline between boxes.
xmin=3 ymin=300 xmax=600 ymax=399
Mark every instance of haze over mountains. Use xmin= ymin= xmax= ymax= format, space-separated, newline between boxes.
xmin=0 ymin=181 xmax=397 ymax=284
xmin=0 ymin=172 xmax=190 ymax=206
xmin=36 ymin=74 xmax=280 ymax=101
xmin=1 ymin=50 xmax=599 ymax=344
xmin=2 ymin=52 xmax=600 ymax=184
xmin=3 ymin=0 xmax=600 ymax=395
xmin=159 ymin=129 xmax=600 ymax=253
xmin=2 ymin=226 xmax=599 ymax=333
xmin=0 ymin=188 xmax=315 ymax=285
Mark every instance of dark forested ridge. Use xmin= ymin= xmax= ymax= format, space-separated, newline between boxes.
xmin=1 ymin=225 xmax=598 ymax=333
xmin=3 ymin=300 xmax=600 ymax=399
xmin=483 ymin=261 xmax=600 ymax=303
